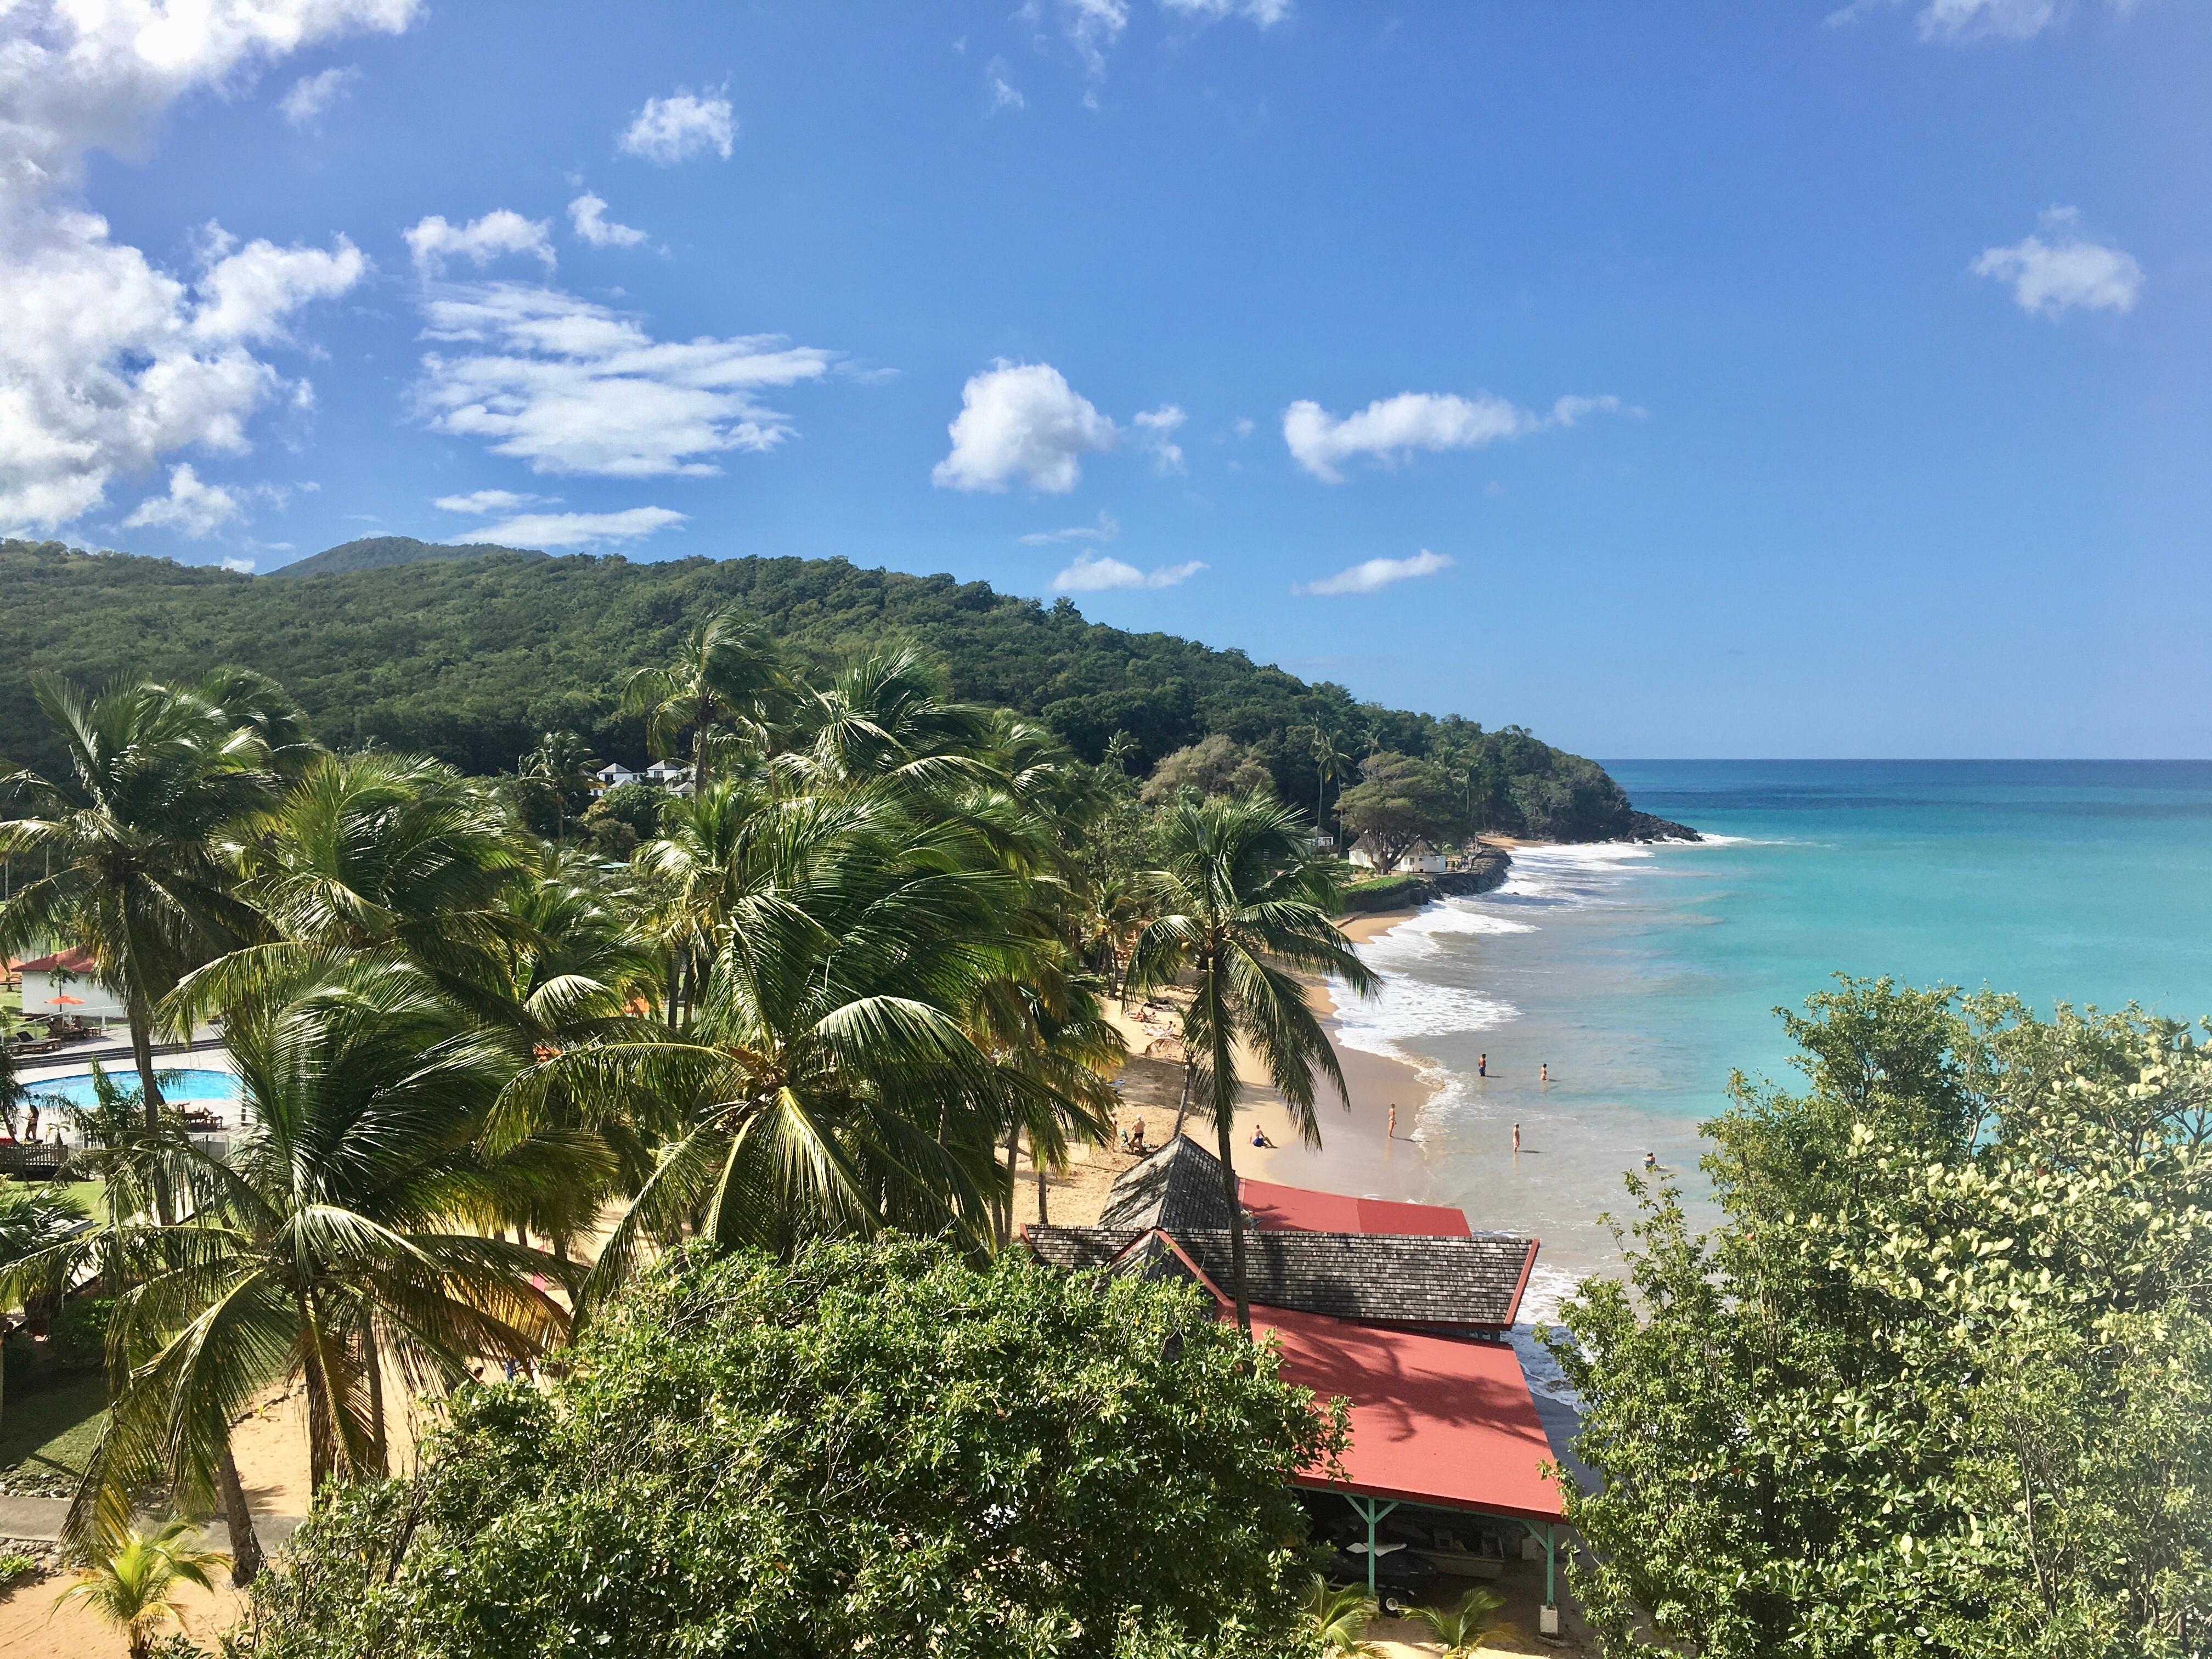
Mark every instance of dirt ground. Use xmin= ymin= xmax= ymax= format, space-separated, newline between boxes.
xmin=0 ymin=1569 xmax=246 ymax=1659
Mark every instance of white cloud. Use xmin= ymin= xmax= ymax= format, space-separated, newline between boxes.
xmin=1972 ymin=207 xmax=2142 ymax=318
xmin=1 ymin=218 xmax=365 ymax=529
xmin=1230 ymin=415 xmax=1255 ymax=438
xmin=1131 ymin=404 xmax=1187 ymax=474
xmin=1826 ymin=0 xmax=2132 ymax=42
xmin=279 ymin=65 xmax=360 ymax=127
xmin=987 ymin=59 xmax=1026 ymax=111
xmin=932 ymin=360 xmax=1118 ymax=493
xmin=122 ymin=463 xmax=246 ymax=537
xmin=1295 ymin=549 xmax=1454 ymax=596
xmin=1283 ymin=390 xmax=1627 ymax=483
xmin=435 ymin=488 xmax=548 ymax=514
xmin=412 ymin=283 xmax=834 ymax=477
xmin=619 ymin=91 xmax=735 ymax=164
xmin=1060 ymin=0 xmax=1130 ymax=77
xmin=1019 ymin=510 xmax=1120 ymax=546
xmin=1160 ymin=0 xmax=1293 ymax=25
xmin=404 ymin=210 xmax=555 ymax=277
xmin=0 ymin=1 xmax=419 ymax=209
xmin=1052 ymin=552 xmax=1205 ymax=591
xmin=220 ymin=554 xmax=256 ymax=573
xmin=0 ymin=1 xmax=412 ymax=532
xmin=474 ymin=506 xmax=685 ymax=549
xmin=567 ymin=192 xmax=647 ymax=250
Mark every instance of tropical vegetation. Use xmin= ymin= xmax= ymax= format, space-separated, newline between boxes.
xmin=252 ymin=1238 xmax=1341 ymax=1659
xmin=0 ymin=536 xmax=1683 ymax=843
xmin=1552 ymin=977 xmax=2212 ymax=1658
xmin=50 ymin=1517 xmax=229 ymax=1659
xmin=0 ymin=616 xmax=1377 ymax=1644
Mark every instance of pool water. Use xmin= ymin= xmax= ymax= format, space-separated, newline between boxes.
xmin=22 ymin=1068 xmax=241 ymax=1108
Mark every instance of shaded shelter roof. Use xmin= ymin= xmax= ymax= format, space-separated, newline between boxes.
xmin=1257 ymin=1303 xmax=1566 ymax=1522
xmin=1024 ymin=1225 xmax=1539 ymax=1330
xmin=1097 ymin=1135 xmax=1249 ymax=1233
xmin=16 ymin=947 xmax=97 ymax=975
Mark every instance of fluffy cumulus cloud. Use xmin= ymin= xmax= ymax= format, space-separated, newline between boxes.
xmin=411 ymin=283 xmax=834 ymax=477
xmin=1 ymin=218 xmax=365 ymax=529
xmin=220 ymin=554 xmax=256 ymax=573
xmin=0 ymin=0 xmax=414 ymax=531
xmin=568 ymin=192 xmax=646 ymax=249
xmin=619 ymin=91 xmax=736 ymax=164
xmin=405 ymin=210 xmax=555 ymax=276
xmin=279 ymin=65 xmax=360 ymax=128
xmin=1827 ymin=0 xmax=2134 ymax=43
xmin=1051 ymin=552 xmax=1205 ymax=591
xmin=932 ymin=360 xmax=1118 ymax=493
xmin=1131 ymin=404 xmax=1187 ymax=475
xmin=1159 ymin=0 xmax=1294 ymax=26
xmin=1283 ymin=390 xmax=1625 ymax=483
xmin=1295 ymin=549 xmax=1454 ymax=596
xmin=122 ymin=462 xmax=246 ymax=537
xmin=472 ymin=506 xmax=686 ymax=549
xmin=1972 ymin=207 xmax=2142 ymax=318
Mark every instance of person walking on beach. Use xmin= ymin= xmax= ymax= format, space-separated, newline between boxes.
xmin=1388 ymin=1103 xmax=1398 ymax=1138
xmin=1513 ymin=1122 xmax=1520 ymax=1154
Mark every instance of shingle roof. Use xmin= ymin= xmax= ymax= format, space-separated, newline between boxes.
xmin=1096 ymin=1134 xmax=1248 ymax=1233
xmin=1024 ymin=1224 xmax=1540 ymax=1330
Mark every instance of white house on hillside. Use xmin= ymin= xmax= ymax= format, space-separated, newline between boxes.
xmin=592 ymin=760 xmax=693 ymax=797
xmin=1346 ymin=834 xmax=1447 ymax=875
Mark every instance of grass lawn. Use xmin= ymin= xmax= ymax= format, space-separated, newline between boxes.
xmin=0 ymin=1372 xmax=107 ymax=1479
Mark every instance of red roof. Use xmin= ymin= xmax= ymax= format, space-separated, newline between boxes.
xmin=1239 ymin=1175 xmax=1474 ymax=1238
xmin=1256 ymin=1304 xmax=1565 ymax=1522
xmin=15 ymin=947 xmax=96 ymax=975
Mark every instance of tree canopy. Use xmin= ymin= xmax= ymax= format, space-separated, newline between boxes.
xmin=252 ymin=1237 xmax=1341 ymax=1659
xmin=1551 ymin=978 xmax=2212 ymax=1659
xmin=0 ymin=538 xmax=1680 ymax=842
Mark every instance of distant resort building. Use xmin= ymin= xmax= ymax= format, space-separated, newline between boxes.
xmin=1022 ymin=1135 xmax=1568 ymax=1628
xmin=14 ymin=946 xmax=124 ymax=1025
xmin=592 ymin=760 xmax=693 ymax=797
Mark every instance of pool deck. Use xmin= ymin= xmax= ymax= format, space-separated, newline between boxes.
xmin=12 ymin=1032 xmax=233 ymax=1087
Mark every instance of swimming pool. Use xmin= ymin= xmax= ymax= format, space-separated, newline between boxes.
xmin=21 ymin=1068 xmax=241 ymax=1108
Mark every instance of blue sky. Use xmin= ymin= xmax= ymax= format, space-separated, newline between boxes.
xmin=4 ymin=2 xmax=2206 ymax=757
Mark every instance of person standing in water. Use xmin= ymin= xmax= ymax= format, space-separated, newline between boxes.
xmin=1388 ymin=1103 xmax=1398 ymax=1138
xmin=1512 ymin=1122 xmax=1521 ymax=1154
xmin=1539 ymin=1062 xmax=1549 ymax=1084
xmin=1477 ymin=1053 xmax=1487 ymax=1077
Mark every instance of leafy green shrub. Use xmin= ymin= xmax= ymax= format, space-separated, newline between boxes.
xmin=0 ymin=1549 xmax=42 ymax=1586
xmin=255 ymin=1236 xmax=1339 ymax=1659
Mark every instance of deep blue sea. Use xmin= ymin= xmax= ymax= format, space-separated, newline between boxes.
xmin=1334 ymin=761 xmax=2212 ymax=1308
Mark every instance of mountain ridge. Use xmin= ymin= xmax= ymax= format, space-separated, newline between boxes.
xmin=0 ymin=536 xmax=1688 ymax=843
xmin=270 ymin=535 xmax=546 ymax=579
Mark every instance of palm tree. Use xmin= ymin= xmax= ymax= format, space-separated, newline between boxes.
xmin=1310 ymin=729 xmax=1348 ymax=836
xmin=1123 ymin=795 xmax=1377 ymax=1333
xmin=1302 ymin=1576 xmax=1383 ymax=1659
xmin=522 ymin=729 xmax=598 ymax=839
xmin=620 ymin=609 xmax=789 ymax=792
xmin=1417 ymin=1585 xmax=1508 ymax=1656
xmin=0 ymin=676 xmax=279 ymax=1217
xmin=17 ymin=958 xmax=580 ymax=1583
xmin=500 ymin=793 xmax=1045 ymax=1306
xmin=171 ymin=751 xmax=534 ymax=1022
xmin=785 ymin=646 xmax=992 ymax=794
xmin=51 ymin=1519 xmax=229 ymax=1659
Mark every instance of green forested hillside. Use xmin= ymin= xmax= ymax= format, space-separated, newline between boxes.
xmin=269 ymin=535 xmax=547 ymax=579
xmin=0 ymin=537 xmax=1683 ymax=841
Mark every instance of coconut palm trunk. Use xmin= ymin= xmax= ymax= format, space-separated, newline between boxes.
xmin=124 ymin=991 xmax=172 ymax=1224
xmin=1204 ymin=962 xmax=1255 ymax=1334
xmin=215 ymin=1443 xmax=264 ymax=1585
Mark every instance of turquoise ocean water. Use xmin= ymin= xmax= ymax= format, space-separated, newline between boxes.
xmin=1338 ymin=761 xmax=2212 ymax=1311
